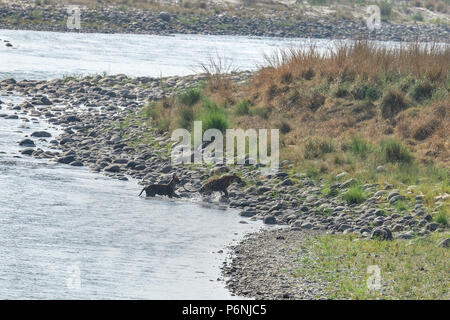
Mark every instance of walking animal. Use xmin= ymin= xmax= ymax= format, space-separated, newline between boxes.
xmin=199 ymin=174 xmax=243 ymax=198
xmin=139 ymin=174 xmax=180 ymax=198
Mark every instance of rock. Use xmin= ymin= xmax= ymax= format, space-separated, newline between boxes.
xmin=19 ymin=139 xmax=35 ymax=147
xmin=20 ymin=148 xmax=34 ymax=155
xmin=104 ymin=164 xmax=121 ymax=173
xmin=65 ymin=115 xmax=81 ymax=122
xmin=373 ymin=190 xmax=387 ymax=198
xmin=335 ymin=172 xmax=348 ymax=179
xmin=39 ymin=96 xmax=52 ymax=105
xmin=397 ymin=231 xmax=414 ymax=240
xmin=159 ymin=11 xmax=170 ymax=22
xmin=263 ymin=216 xmax=277 ymax=225
xmin=437 ymin=238 xmax=450 ymax=248
xmin=371 ymin=227 xmax=393 ymax=241
xmin=426 ymin=222 xmax=439 ymax=232
xmin=340 ymin=178 xmax=356 ymax=188
xmin=376 ymin=165 xmax=386 ymax=172
xmin=240 ymin=209 xmax=256 ymax=217
xmin=70 ymin=161 xmax=84 ymax=167
xmin=57 ymin=155 xmax=76 ymax=164
xmin=31 ymin=131 xmax=51 ymax=138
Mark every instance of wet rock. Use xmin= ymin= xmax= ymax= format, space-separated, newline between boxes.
xmin=263 ymin=216 xmax=277 ymax=225
xmin=57 ymin=155 xmax=76 ymax=164
xmin=104 ymin=164 xmax=121 ymax=173
xmin=31 ymin=131 xmax=51 ymax=138
xmin=19 ymin=139 xmax=35 ymax=147
xmin=20 ymin=148 xmax=34 ymax=155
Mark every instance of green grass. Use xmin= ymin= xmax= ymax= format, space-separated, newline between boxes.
xmin=344 ymin=186 xmax=367 ymax=204
xmin=379 ymin=138 xmax=413 ymax=164
xmin=178 ymin=88 xmax=202 ymax=107
xmin=434 ymin=208 xmax=449 ymax=226
xmin=234 ymin=99 xmax=251 ymax=116
xmin=350 ymin=136 xmax=372 ymax=159
xmin=295 ymin=233 xmax=450 ymax=299
xmin=199 ymin=100 xmax=229 ymax=133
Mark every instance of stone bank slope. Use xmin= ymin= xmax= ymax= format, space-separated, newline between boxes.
xmin=0 ymin=2 xmax=449 ymax=42
xmin=0 ymin=73 xmax=447 ymax=244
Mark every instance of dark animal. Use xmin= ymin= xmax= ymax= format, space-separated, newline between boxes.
xmin=199 ymin=174 xmax=243 ymax=198
xmin=139 ymin=174 xmax=180 ymax=198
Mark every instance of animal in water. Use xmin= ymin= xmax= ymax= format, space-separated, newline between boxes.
xmin=199 ymin=174 xmax=243 ymax=198
xmin=139 ymin=174 xmax=181 ymax=198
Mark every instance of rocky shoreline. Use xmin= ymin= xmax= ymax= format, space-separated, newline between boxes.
xmin=0 ymin=3 xmax=449 ymax=42
xmin=0 ymin=72 xmax=448 ymax=299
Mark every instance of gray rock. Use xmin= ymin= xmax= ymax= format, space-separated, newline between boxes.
xmin=263 ymin=216 xmax=277 ymax=225
xmin=240 ymin=209 xmax=256 ymax=217
xmin=426 ymin=222 xmax=439 ymax=232
xmin=159 ymin=11 xmax=170 ymax=22
xmin=340 ymin=178 xmax=356 ymax=188
xmin=57 ymin=155 xmax=76 ymax=164
xmin=437 ymin=238 xmax=450 ymax=248
xmin=19 ymin=139 xmax=35 ymax=147
xmin=371 ymin=227 xmax=393 ymax=241
xmin=31 ymin=131 xmax=51 ymax=138
xmin=104 ymin=164 xmax=121 ymax=173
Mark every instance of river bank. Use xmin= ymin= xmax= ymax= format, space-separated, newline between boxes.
xmin=0 ymin=1 xmax=449 ymax=42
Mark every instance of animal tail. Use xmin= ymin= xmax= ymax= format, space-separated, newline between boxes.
xmin=138 ymin=187 xmax=146 ymax=197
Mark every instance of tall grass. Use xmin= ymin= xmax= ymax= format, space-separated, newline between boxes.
xmin=379 ymin=138 xmax=413 ymax=164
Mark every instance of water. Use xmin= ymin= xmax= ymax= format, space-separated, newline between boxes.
xmin=0 ymin=93 xmax=263 ymax=299
xmin=0 ymin=29 xmax=340 ymax=81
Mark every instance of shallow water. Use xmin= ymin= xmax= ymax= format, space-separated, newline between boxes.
xmin=0 ymin=93 xmax=264 ymax=299
xmin=0 ymin=30 xmax=348 ymax=81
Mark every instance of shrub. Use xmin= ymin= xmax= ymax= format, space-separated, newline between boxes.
xmin=200 ymin=101 xmax=229 ymax=133
xmin=332 ymin=83 xmax=350 ymax=98
xmin=304 ymin=138 xmax=334 ymax=159
xmin=409 ymin=79 xmax=434 ymax=102
xmin=351 ymin=82 xmax=379 ymax=101
xmin=252 ymin=106 xmax=271 ymax=119
xmin=434 ymin=209 xmax=448 ymax=226
xmin=379 ymin=1 xmax=392 ymax=19
xmin=234 ymin=99 xmax=250 ymax=116
xmin=344 ymin=186 xmax=367 ymax=205
xmin=178 ymin=88 xmax=202 ymax=107
xmin=412 ymin=117 xmax=441 ymax=140
xmin=380 ymin=88 xmax=410 ymax=118
xmin=379 ymin=138 xmax=413 ymax=163
xmin=279 ymin=119 xmax=291 ymax=134
xmin=350 ymin=136 xmax=372 ymax=158
xmin=176 ymin=105 xmax=195 ymax=130
xmin=411 ymin=13 xmax=424 ymax=22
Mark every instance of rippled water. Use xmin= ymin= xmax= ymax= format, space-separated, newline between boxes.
xmin=0 ymin=29 xmax=343 ymax=81
xmin=0 ymin=93 xmax=263 ymax=299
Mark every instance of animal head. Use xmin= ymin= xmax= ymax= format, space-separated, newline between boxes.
xmin=231 ymin=174 xmax=243 ymax=184
xmin=170 ymin=173 xmax=180 ymax=185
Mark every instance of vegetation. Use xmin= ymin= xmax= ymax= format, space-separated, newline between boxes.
xmin=295 ymin=233 xmax=450 ymax=299
xmin=344 ymin=186 xmax=367 ymax=204
xmin=141 ymin=42 xmax=449 ymax=211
